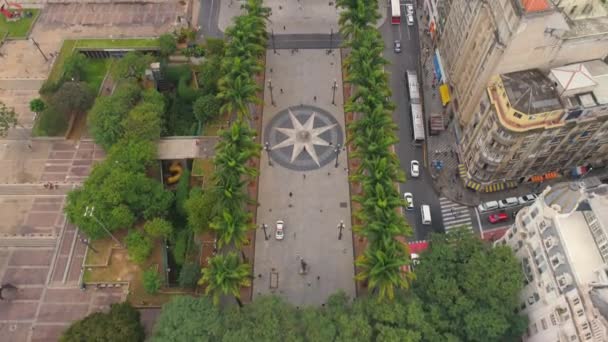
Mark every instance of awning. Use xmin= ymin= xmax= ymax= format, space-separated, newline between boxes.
xmin=466 ymin=180 xmax=481 ymax=191
xmin=544 ymin=171 xmax=560 ymax=180
xmin=530 ymin=175 xmax=544 ymax=182
xmin=439 ymin=84 xmax=450 ymax=106
xmin=458 ymin=164 xmax=468 ymax=179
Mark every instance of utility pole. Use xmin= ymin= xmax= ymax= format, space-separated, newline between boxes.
xmin=331 ymin=79 xmax=338 ymax=105
xmin=264 ymin=141 xmax=273 ymax=166
xmin=83 ymin=206 xmax=124 ymax=248
xmin=338 ymin=220 xmax=344 ymax=240
xmin=334 ymin=143 xmax=341 ymax=168
xmin=268 ymin=79 xmax=275 ymax=106
xmin=261 ymin=223 xmax=269 ymax=240
xmin=30 ymin=38 xmax=49 ymax=62
xmin=271 ymin=29 xmax=277 ymax=54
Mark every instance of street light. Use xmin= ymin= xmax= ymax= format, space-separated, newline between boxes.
xmin=338 ymin=220 xmax=344 ymax=240
xmin=328 ymin=28 xmax=334 ymax=54
xmin=334 ymin=143 xmax=341 ymax=168
xmin=264 ymin=141 xmax=273 ymax=166
xmin=261 ymin=223 xmax=269 ymax=240
xmin=271 ymin=29 xmax=277 ymax=54
xmin=268 ymin=79 xmax=275 ymax=106
xmin=331 ymin=79 xmax=338 ymax=105
xmin=83 ymin=206 xmax=124 ymax=248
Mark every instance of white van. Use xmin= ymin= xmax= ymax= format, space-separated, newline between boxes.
xmin=499 ymin=197 xmax=519 ymax=209
xmin=477 ymin=200 xmax=499 ymax=213
xmin=421 ymin=204 xmax=432 ymax=225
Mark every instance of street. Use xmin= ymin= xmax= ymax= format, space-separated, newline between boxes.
xmin=380 ymin=10 xmax=444 ymax=241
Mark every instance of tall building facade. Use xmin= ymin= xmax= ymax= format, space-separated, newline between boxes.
xmin=434 ymin=0 xmax=608 ymax=127
xmin=460 ymin=60 xmax=608 ymax=186
xmin=494 ymin=181 xmax=608 ymax=341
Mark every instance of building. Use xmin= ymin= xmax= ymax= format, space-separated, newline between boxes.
xmin=459 ymin=60 xmax=608 ymax=188
xmin=494 ymin=181 xmax=608 ymax=341
xmin=434 ymin=0 xmax=608 ymax=128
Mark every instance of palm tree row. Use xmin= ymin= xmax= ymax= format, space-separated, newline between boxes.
xmin=337 ymin=0 xmax=414 ymax=300
xmin=199 ymin=0 xmax=270 ymax=307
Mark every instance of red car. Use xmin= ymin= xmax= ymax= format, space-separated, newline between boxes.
xmin=488 ymin=212 xmax=509 ymax=224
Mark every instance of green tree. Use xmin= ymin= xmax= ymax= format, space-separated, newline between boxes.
xmin=62 ymin=53 xmax=88 ymax=82
xmin=193 ymin=94 xmax=220 ymax=125
xmin=197 ymin=57 xmax=222 ymax=94
xmin=159 ymin=33 xmax=177 ymax=57
xmin=36 ymin=104 xmax=67 ymax=136
xmin=125 ymin=230 xmax=153 ymax=264
xmin=184 ymin=188 xmax=216 ymax=233
xmin=144 ymin=218 xmax=173 ymax=239
xmin=205 ymin=38 xmax=226 ymax=57
xmin=0 ymin=101 xmax=18 ymax=137
xmin=51 ymin=81 xmax=94 ymax=120
xmin=143 ymin=267 xmax=162 ymax=294
xmin=198 ymin=252 xmax=251 ymax=306
xmin=413 ymin=229 xmax=527 ymax=341
xmin=122 ymin=102 xmax=162 ymax=141
xmin=29 ymin=98 xmax=46 ymax=114
xmin=60 ymin=302 xmax=144 ymax=342
xmin=151 ymin=296 xmax=221 ymax=342
xmin=106 ymin=138 xmax=157 ymax=173
xmin=174 ymin=167 xmax=191 ymax=218
xmin=178 ymin=262 xmax=201 ymax=288
xmin=111 ymin=51 xmax=154 ymax=80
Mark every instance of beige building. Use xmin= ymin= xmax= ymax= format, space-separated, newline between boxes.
xmin=435 ymin=0 xmax=608 ymax=127
xmin=494 ymin=181 xmax=608 ymax=341
xmin=460 ymin=60 xmax=608 ymax=187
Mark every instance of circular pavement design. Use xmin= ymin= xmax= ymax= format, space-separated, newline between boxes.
xmin=264 ymin=105 xmax=344 ymax=171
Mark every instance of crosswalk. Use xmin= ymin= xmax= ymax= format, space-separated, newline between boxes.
xmin=439 ymin=197 xmax=473 ymax=231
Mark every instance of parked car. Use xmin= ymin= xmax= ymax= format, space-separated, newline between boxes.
xmin=407 ymin=14 xmax=414 ymax=26
xmin=488 ymin=212 xmax=509 ymax=224
xmin=406 ymin=3 xmax=414 ymax=14
xmin=477 ymin=200 xmax=499 ymax=213
xmin=410 ymin=160 xmax=420 ymax=178
xmin=404 ymin=192 xmax=414 ymax=210
xmin=518 ymin=194 xmax=537 ymax=205
xmin=275 ymin=220 xmax=284 ymax=240
xmin=499 ymin=197 xmax=519 ymax=209
xmin=394 ymin=40 xmax=401 ymax=53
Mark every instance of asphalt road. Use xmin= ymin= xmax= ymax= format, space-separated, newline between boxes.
xmin=380 ymin=14 xmax=443 ymax=241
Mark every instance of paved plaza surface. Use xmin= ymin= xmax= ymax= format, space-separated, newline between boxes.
xmin=253 ymin=49 xmax=355 ymax=306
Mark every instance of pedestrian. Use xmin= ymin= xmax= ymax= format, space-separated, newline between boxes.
xmin=317 ymin=276 xmax=320 ymax=280
xmin=289 ymin=192 xmax=293 ymax=197
xmin=303 ymin=174 xmax=306 ymax=180
xmin=280 ymin=88 xmax=284 ymax=94
xmin=283 ymin=25 xmax=286 ymax=30
xmin=314 ymin=96 xmax=317 ymax=102
xmin=270 ymin=68 xmax=273 ymax=73
xmin=307 ymin=282 xmax=311 ymax=287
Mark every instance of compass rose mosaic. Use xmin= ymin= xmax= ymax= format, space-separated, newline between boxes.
xmin=264 ymin=105 xmax=344 ymax=171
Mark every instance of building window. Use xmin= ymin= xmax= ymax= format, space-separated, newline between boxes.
xmin=573 ymin=297 xmax=581 ymax=305
xmin=514 ymin=112 xmax=522 ymax=119
xmin=577 ymin=309 xmax=584 ymax=317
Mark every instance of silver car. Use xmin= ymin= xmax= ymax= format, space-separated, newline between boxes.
xmin=404 ymin=192 xmax=414 ymax=210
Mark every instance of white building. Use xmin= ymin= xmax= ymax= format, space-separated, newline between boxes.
xmin=495 ymin=180 xmax=608 ymax=341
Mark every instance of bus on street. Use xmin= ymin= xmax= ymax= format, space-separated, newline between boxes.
xmin=391 ymin=0 xmax=401 ymax=24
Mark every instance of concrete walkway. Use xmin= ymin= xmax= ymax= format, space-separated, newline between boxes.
xmin=252 ymin=49 xmax=355 ymax=306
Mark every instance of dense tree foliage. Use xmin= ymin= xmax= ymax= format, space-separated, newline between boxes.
xmin=413 ymin=230 xmax=527 ymax=341
xmin=126 ymin=230 xmax=153 ymax=264
xmin=198 ymin=252 xmax=251 ymax=306
xmin=144 ymin=217 xmax=173 ymax=239
xmin=193 ymin=94 xmax=221 ymax=125
xmin=60 ymin=302 xmax=144 ymax=342
xmin=29 ymin=98 xmax=46 ymax=114
xmin=178 ymin=262 xmax=201 ymax=288
xmin=143 ymin=267 xmax=162 ymax=294
xmin=159 ymin=33 xmax=177 ymax=57
xmin=51 ymin=81 xmax=94 ymax=120
xmin=152 ymin=296 xmax=222 ymax=342
xmin=111 ymin=51 xmax=155 ymax=80
xmin=36 ymin=104 xmax=67 ymax=136
xmin=184 ymin=187 xmax=216 ymax=233
xmin=337 ymin=0 xmax=412 ymax=300
xmin=61 ymin=53 xmax=88 ymax=82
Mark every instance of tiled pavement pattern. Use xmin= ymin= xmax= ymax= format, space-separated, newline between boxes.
xmin=40 ymin=139 xmax=105 ymax=183
xmin=439 ymin=197 xmax=473 ymax=231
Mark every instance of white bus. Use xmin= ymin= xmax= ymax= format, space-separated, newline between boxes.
xmin=411 ymin=103 xmax=425 ymax=145
xmin=406 ymin=70 xmax=420 ymax=104
xmin=391 ymin=0 xmax=401 ymax=25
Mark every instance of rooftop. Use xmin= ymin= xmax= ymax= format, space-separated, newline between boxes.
xmin=543 ymin=182 xmax=583 ymax=214
xmin=501 ymin=70 xmax=563 ymax=115
xmin=550 ymin=63 xmax=597 ymax=93
xmin=520 ymin=0 xmax=551 ymax=13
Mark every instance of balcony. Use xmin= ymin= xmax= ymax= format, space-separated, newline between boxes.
xmin=491 ymin=130 xmax=517 ymax=146
xmin=479 ymin=148 xmax=503 ymax=165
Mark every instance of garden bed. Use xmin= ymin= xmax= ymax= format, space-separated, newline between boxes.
xmin=0 ymin=8 xmax=39 ymax=39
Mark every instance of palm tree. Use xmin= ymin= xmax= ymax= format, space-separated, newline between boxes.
xmin=217 ymin=75 xmax=261 ymax=120
xmin=199 ymin=253 xmax=252 ymax=307
xmin=355 ymin=239 xmax=414 ymax=301
xmin=210 ymin=209 xmax=253 ymax=249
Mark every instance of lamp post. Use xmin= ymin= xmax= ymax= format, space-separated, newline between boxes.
xmin=261 ymin=223 xmax=269 ymax=240
xmin=271 ymin=29 xmax=277 ymax=54
xmin=268 ymin=79 xmax=275 ymax=106
xmin=334 ymin=143 xmax=341 ymax=168
xmin=331 ymin=79 xmax=338 ymax=105
xmin=329 ymin=28 xmax=334 ymax=53
xmin=30 ymin=37 xmax=49 ymax=62
xmin=264 ymin=141 xmax=272 ymax=166
xmin=338 ymin=220 xmax=344 ymax=240
xmin=83 ymin=206 xmax=124 ymax=248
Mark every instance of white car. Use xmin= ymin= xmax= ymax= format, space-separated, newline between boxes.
xmin=518 ymin=194 xmax=537 ymax=205
xmin=477 ymin=200 xmax=499 ymax=213
xmin=404 ymin=192 xmax=414 ymax=210
xmin=406 ymin=3 xmax=414 ymax=14
xmin=410 ymin=160 xmax=420 ymax=178
xmin=498 ymin=197 xmax=519 ymax=209
xmin=407 ymin=14 xmax=414 ymax=26
xmin=275 ymin=220 xmax=284 ymax=240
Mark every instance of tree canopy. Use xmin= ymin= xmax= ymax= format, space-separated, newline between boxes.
xmin=60 ymin=302 xmax=144 ymax=342
xmin=144 ymin=217 xmax=173 ymax=239
xmin=0 ymin=101 xmax=17 ymax=137
xmin=413 ymin=230 xmax=527 ymax=341
xmin=125 ymin=230 xmax=153 ymax=264
xmin=111 ymin=51 xmax=155 ymax=80
xmin=51 ymin=81 xmax=95 ymax=119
